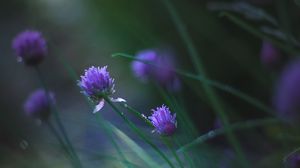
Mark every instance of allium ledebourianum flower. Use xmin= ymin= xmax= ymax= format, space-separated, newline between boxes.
xmin=131 ymin=49 xmax=180 ymax=91
xmin=12 ymin=30 xmax=47 ymax=66
xmin=78 ymin=66 xmax=125 ymax=113
xmin=273 ymin=59 xmax=300 ymax=123
xmin=24 ymin=89 xmax=54 ymax=121
xmin=149 ymin=105 xmax=177 ymax=136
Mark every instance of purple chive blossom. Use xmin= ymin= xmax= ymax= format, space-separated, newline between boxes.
xmin=78 ymin=66 xmax=125 ymax=113
xmin=285 ymin=152 xmax=300 ymax=168
xmin=273 ymin=60 xmax=300 ymax=123
xmin=148 ymin=105 xmax=177 ymax=136
xmin=131 ymin=49 xmax=180 ymax=91
xmin=24 ymin=89 xmax=54 ymax=121
xmin=12 ymin=30 xmax=47 ymax=66
xmin=260 ymin=41 xmax=281 ymax=69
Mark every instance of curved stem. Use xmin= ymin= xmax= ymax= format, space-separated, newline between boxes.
xmin=111 ymin=53 xmax=274 ymax=116
xmin=35 ymin=66 xmax=83 ymax=168
xmin=162 ymin=137 xmax=184 ymax=168
xmin=177 ymin=118 xmax=279 ymax=153
xmin=46 ymin=121 xmax=75 ymax=164
xmin=53 ymin=52 xmax=135 ymax=167
xmin=122 ymin=104 xmax=153 ymax=127
xmin=220 ymin=12 xmax=299 ymax=55
xmin=94 ymin=113 xmax=132 ymax=168
xmin=104 ymin=97 xmax=176 ymax=168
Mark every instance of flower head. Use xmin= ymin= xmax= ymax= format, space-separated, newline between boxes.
xmin=24 ymin=89 xmax=54 ymax=121
xmin=131 ymin=50 xmax=157 ymax=81
xmin=12 ymin=30 xmax=47 ymax=66
xmin=131 ymin=49 xmax=180 ymax=91
xmin=78 ymin=66 xmax=125 ymax=113
xmin=273 ymin=59 xmax=300 ymax=123
xmin=79 ymin=66 xmax=115 ymax=101
xmin=260 ymin=41 xmax=281 ymax=70
xmin=149 ymin=105 xmax=177 ymax=136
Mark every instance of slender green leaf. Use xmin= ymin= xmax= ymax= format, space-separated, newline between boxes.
xmin=112 ymin=53 xmax=274 ymax=116
xmin=220 ymin=12 xmax=300 ymax=55
xmin=108 ymin=123 xmax=160 ymax=168
xmin=177 ymin=118 xmax=279 ymax=153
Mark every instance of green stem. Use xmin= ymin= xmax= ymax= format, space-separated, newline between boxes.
xmin=157 ymin=85 xmax=198 ymax=138
xmin=121 ymin=100 xmax=194 ymax=167
xmin=177 ymin=118 xmax=279 ymax=153
xmin=104 ymin=97 xmax=176 ymax=168
xmin=46 ymin=121 xmax=76 ymax=165
xmin=53 ymin=52 xmax=132 ymax=167
xmin=175 ymin=139 xmax=194 ymax=168
xmin=94 ymin=113 xmax=131 ymax=168
xmin=122 ymin=104 xmax=153 ymax=127
xmin=112 ymin=53 xmax=274 ymax=115
xmin=162 ymin=137 xmax=184 ymax=168
xmin=220 ymin=12 xmax=299 ymax=55
xmin=35 ymin=66 xmax=83 ymax=168
xmin=161 ymin=0 xmax=249 ymax=167
xmin=283 ymin=147 xmax=300 ymax=164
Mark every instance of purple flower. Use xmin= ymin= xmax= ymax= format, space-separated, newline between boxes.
xmin=273 ymin=60 xmax=300 ymax=123
xmin=285 ymin=152 xmax=300 ymax=168
xmin=12 ymin=30 xmax=47 ymax=66
xmin=24 ymin=89 xmax=54 ymax=121
xmin=214 ymin=118 xmax=223 ymax=129
xmin=149 ymin=105 xmax=177 ymax=136
xmin=78 ymin=66 xmax=125 ymax=113
xmin=131 ymin=49 xmax=180 ymax=91
xmin=260 ymin=41 xmax=281 ymax=70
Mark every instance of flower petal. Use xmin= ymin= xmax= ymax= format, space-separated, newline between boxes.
xmin=93 ymin=99 xmax=105 ymax=113
xmin=110 ymin=97 xmax=126 ymax=103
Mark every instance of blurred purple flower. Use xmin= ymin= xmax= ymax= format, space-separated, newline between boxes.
xmin=260 ymin=41 xmax=281 ymax=70
xmin=131 ymin=49 xmax=180 ymax=91
xmin=273 ymin=60 xmax=300 ymax=122
xmin=214 ymin=118 xmax=223 ymax=129
xmin=78 ymin=66 xmax=125 ymax=113
xmin=285 ymin=152 xmax=300 ymax=168
xmin=24 ymin=89 xmax=54 ymax=121
xmin=12 ymin=30 xmax=47 ymax=66
xmin=149 ymin=105 xmax=177 ymax=136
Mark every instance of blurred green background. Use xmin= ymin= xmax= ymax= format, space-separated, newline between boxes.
xmin=1 ymin=0 xmax=299 ymax=167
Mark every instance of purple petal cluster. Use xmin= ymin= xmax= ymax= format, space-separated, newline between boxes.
xmin=260 ymin=41 xmax=281 ymax=70
xmin=78 ymin=66 xmax=115 ymax=102
xmin=131 ymin=49 xmax=180 ymax=91
xmin=24 ymin=89 xmax=54 ymax=121
xmin=131 ymin=50 xmax=157 ymax=81
xmin=12 ymin=30 xmax=47 ymax=66
xmin=149 ymin=105 xmax=177 ymax=136
xmin=273 ymin=60 xmax=300 ymax=122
